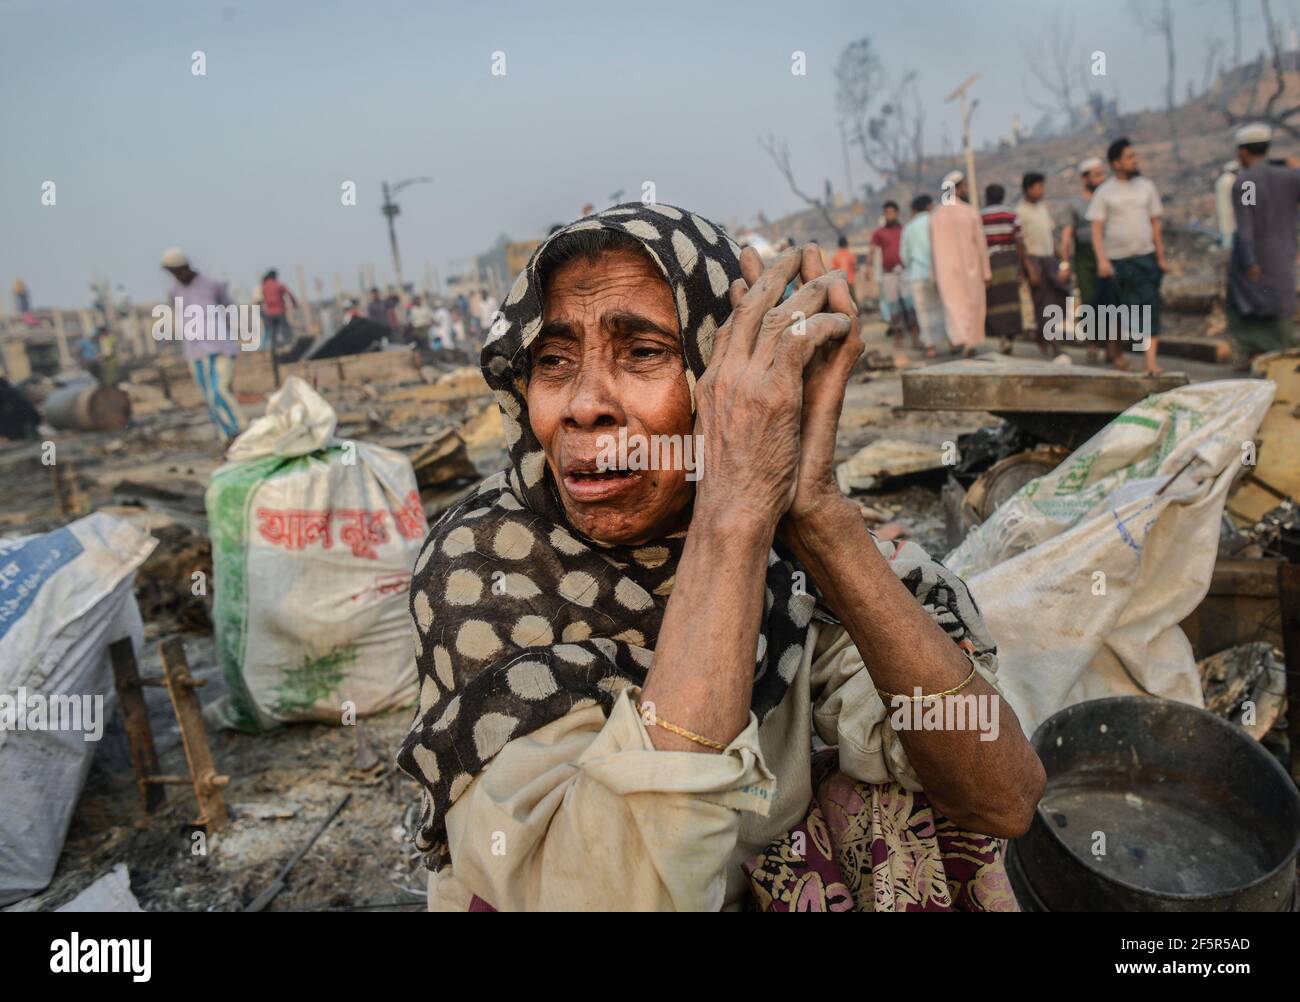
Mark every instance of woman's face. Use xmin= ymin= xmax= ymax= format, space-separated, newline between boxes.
xmin=526 ymin=247 xmax=695 ymax=545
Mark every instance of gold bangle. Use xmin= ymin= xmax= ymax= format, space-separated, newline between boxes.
xmin=635 ymin=702 xmax=727 ymax=751
xmin=877 ymin=661 xmax=978 ymax=703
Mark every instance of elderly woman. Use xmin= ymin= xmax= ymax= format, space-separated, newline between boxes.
xmin=398 ymin=204 xmax=1045 ymax=912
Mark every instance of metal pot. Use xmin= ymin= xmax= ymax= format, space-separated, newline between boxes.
xmin=1009 ymin=695 xmax=1300 ymax=911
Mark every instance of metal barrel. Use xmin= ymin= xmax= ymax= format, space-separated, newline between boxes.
xmin=42 ymin=382 xmax=131 ymax=431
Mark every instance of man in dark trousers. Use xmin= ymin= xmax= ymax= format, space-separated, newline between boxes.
xmin=1229 ymin=122 xmax=1300 ymax=361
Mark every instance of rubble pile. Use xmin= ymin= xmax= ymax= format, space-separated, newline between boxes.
xmin=0 ymin=339 xmax=1296 ymax=914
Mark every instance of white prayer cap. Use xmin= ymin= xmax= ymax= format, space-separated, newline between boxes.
xmin=941 ymin=170 xmax=965 ymax=189
xmin=1234 ymin=122 xmax=1272 ymax=146
xmin=160 ymin=246 xmax=189 ymax=269
xmin=1078 ymin=156 xmax=1104 ymax=174
xmin=1223 ymin=159 xmax=1241 ymax=173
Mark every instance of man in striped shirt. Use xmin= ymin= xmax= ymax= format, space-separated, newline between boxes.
xmin=980 ymin=185 xmax=1026 ymax=353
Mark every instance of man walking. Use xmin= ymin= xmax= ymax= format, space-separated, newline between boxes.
xmin=1017 ymin=172 xmax=1070 ymax=357
xmin=260 ymin=269 xmax=297 ymax=350
xmin=931 ymin=170 xmax=991 ymax=356
xmin=869 ymin=201 xmax=917 ymax=353
xmin=161 ymin=246 xmax=245 ymax=442
xmin=1228 ymin=122 xmax=1300 ymax=360
xmin=900 ymin=194 xmax=946 ymax=358
xmin=1088 ymin=138 xmax=1167 ymax=373
xmin=1060 ymin=157 xmax=1108 ymax=363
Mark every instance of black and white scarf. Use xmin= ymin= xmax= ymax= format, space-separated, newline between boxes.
xmin=396 ymin=202 xmax=996 ymax=870
xmin=396 ymin=203 xmax=821 ymax=868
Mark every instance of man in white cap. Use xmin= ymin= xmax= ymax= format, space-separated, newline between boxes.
xmin=160 ymin=247 xmax=245 ymax=441
xmin=1228 ymin=122 xmax=1300 ymax=359
xmin=1060 ymin=156 xmax=1108 ymax=363
xmin=930 ymin=170 xmax=990 ymax=355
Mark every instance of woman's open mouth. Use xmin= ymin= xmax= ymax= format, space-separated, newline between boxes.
xmin=562 ymin=465 xmax=641 ymax=503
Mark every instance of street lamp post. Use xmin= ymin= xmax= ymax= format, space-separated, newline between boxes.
xmin=944 ymin=74 xmax=981 ymax=211
xmin=380 ymin=177 xmax=432 ymax=292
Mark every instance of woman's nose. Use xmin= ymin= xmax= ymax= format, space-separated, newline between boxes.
xmin=562 ymin=360 xmax=626 ymax=430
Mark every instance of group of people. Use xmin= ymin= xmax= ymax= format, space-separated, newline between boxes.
xmin=350 ymin=286 xmax=498 ymax=350
xmin=869 ymin=124 xmax=1298 ymax=371
xmin=871 ymin=138 xmax=1169 ymax=372
xmin=158 ymin=243 xmax=513 ymax=444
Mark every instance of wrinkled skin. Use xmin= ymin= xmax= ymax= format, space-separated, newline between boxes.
xmin=526 ymin=245 xmax=859 ymax=547
xmin=526 ymin=249 xmax=696 ymax=544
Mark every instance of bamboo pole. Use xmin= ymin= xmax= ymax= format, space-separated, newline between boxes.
xmin=53 ymin=309 xmax=73 ymax=369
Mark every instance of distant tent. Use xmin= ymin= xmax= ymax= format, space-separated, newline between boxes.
xmin=300 ymin=317 xmax=392 ymax=361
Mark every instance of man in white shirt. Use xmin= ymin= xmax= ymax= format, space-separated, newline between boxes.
xmin=407 ymin=294 xmax=436 ymax=344
xmin=1087 ymin=137 xmax=1167 ymax=373
xmin=430 ymin=301 xmax=452 ymax=348
xmin=1215 ymin=159 xmax=1239 ymax=250
xmin=477 ymin=288 xmax=500 ymax=335
xmin=1017 ymin=172 xmax=1069 ymax=354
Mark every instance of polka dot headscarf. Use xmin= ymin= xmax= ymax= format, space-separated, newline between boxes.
xmin=396 ymin=203 xmax=820 ymax=868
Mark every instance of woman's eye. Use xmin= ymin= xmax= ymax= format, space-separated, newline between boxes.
xmin=631 ymin=346 xmax=664 ymax=359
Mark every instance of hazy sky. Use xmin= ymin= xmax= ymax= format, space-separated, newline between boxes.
xmin=0 ymin=0 xmax=1284 ymax=306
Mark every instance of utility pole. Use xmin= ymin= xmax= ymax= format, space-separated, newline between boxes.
xmin=838 ymin=119 xmax=854 ymax=206
xmin=380 ymin=177 xmax=432 ymax=293
xmin=944 ymin=73 xmax=982 ymax=211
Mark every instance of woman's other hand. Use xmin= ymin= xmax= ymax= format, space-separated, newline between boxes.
xmin=731 ymin=245 xmax=864 ymax=543
xmin=693 ymin=247 xmax=852 ymax=539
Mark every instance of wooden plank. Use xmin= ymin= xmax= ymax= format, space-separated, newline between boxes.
xmin=1205 ymin=557 xmax=1283 ymax=598
xmin=108 ymin=639 xmax=166 ymax=815
xmin=1180 ymin=558 xmax=1284 ymax=658
xmin=375 ymin=381 xmax=491 ymax=404
xmin=336 ymin=351 xmax=420 ymax=384
xmin=1157 ymin=336 xmax=1232 ymax=365
xmin=901 ymin=356 xmax=1188 ymax=413
xmin=160 ymin=638 xmax=229 ymax=831
xmin=1226 ymin=349 xmax=1300 ymax=524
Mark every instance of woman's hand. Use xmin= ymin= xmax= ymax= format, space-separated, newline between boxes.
xmin=692 ymin=248 xmax=853 ymax=539
xmin=730 ymin=246 xmax=863 ymax=543
xmin=641 ymin=248 xmax=851 ymax=753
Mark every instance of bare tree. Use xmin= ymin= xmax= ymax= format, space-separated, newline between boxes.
xmin=1217 ymin=0 xmax=1300 ymax=140
xmin=1261 ymin=0 xmax=1289 ymax=119
xmin=1131 ymin=0 xmax=1182 ymax=167
xmin=756 ymin=134 xmax=844 ymax=241
xmin=1202 ymin=36 xmax=1226 ymax=95
xmin=1021 ymin=12 xmax=1086 ymax=128
xmin=1230 ymin=0 xmax=1243 ymax=68
xmin=834 ymin=38 xmax=926 ymax=188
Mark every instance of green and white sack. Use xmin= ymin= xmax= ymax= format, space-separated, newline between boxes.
xmin=947 ymin=379 xmax=1275 ymax=735
xmin=206 ymin=377 xmax=425 ymax=730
